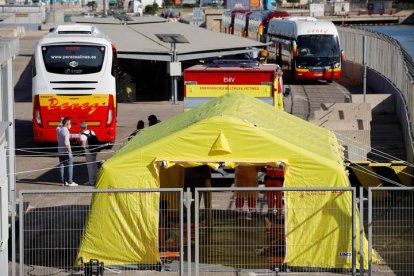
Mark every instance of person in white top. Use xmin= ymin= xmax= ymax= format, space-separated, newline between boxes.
xmin=80 ymin=121 xmax=98 ymax=186
xmin=56 ymin=117 xmax=78 ymax=186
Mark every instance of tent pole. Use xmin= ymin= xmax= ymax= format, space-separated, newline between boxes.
xmin=360 ymin=187 xmax=364 ymax=276
xmin=352 ymin=188 xmax=356 ymax=276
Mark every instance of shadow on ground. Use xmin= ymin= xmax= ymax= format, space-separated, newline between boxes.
xmin=17 ymin=205 xmax=89 ymax=268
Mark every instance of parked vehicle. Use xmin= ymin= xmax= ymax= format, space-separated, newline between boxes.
xmin=221 ymin=9 xmax=249 ymax=34
xmin=32 ymin=24 xmax=118 ymax=143
xmin=233 ymin=11 xmax=252 ymax=37
xmin=183 ymin=60 xmax=288 ymax=110
xmin=247 ymin=10 xmax=289 ymax=42
xmin=267 ymin=17 xmax=344 ymax=82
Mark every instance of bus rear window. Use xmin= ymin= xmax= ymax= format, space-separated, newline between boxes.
xmin=42 ymin=45 xmax=105 ymax=74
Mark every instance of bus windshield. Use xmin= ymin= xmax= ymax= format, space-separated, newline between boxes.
xmin=297 ymin=35 xmax=339 ymax=58
xmin=42 ymin=45 xmax=105 ymax=74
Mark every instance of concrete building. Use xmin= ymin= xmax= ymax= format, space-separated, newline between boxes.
xmin=0 ymin=34 xmax=19 ymax=276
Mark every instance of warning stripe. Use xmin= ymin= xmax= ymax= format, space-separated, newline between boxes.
xmin=347 ymin=162 xmax=413 ymax=199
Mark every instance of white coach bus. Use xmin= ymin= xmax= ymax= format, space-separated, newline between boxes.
xmin=32 ymin=24 xmax=118 ymax=143
xmin=267 ymin=17 xmax=344 ymax=83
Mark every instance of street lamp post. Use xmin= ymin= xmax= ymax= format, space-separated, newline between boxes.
xmin=155 ymin=34 xmax=189 ymax=104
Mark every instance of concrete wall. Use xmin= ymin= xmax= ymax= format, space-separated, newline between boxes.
xmin=0 ymin=5 xmax=46 ymax=29
xmin=204 ymin=8 xmax=223 ymax=32
xmin=0 ymin=25 xmax=25 ymax=37
xmin=338 ymin=27 xmax=414 ymax=162
xmin=46 ymin=8 xmax=64 ymax=24
xmin=342 ymin=60 xmax=363 ymax=84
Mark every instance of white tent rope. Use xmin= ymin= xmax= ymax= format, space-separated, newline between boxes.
xmin=344 ymin=157 xmax=406 ymax=187
xmin=8 ymin=158 xmax=108 ymax=176
xmin=7 ymin=132 xmax=133 ymax=151
xmin=336 ymin=135 xmax=414 ymax=180
xmin=341 ymin=147 xmax=414 ymax=180
xmin=335 ymin=131 xmax=413 ymax=166
xmin=335 ymin=137 xmax=414 ymax=180
xmin=8 ymin=150 xmax=117 ymax=158
xmin=336 ymin=133 xmax=407 ymax=164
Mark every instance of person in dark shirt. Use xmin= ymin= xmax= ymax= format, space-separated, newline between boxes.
xmin=128 ymin=120 xmax=144 ymax=141
xmin=148 ymin=114 xmax=161 ymax=126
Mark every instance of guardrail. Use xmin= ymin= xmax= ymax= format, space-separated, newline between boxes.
xmin=0 ymin=37 xmax=19 ymax=63
xmin=368 ymin=187 xmax=414 ymax=275
xmin=17 ymin=189 xmax=185 ymax=276
xmin=14 ymin=187 xmax=414 ymax=275
xmin=338 ymin=27 xmax=414 ymax=161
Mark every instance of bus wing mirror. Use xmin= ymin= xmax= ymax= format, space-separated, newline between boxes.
xmin=283 ymin=87 xmax=291 ymax=97
xmin=341 ymin=50 xmax=345 ymax=61
xmin=292 ymin=41 xmax=297 ymax=58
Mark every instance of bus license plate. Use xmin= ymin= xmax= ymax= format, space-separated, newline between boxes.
xmin=314 ymin=72 xmax=323 ymax=77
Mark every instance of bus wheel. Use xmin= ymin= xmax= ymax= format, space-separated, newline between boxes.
xmin=327 ymin=79 xmax=333 ymax=84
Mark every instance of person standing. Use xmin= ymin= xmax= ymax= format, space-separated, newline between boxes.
xmin=185 ymin=165 xmax=213 ymax=228
xmin=234 ymin=166 xmax=258 ymax=219
xmin=56 ymin=117 xmax=78 ymax=186
xmin=80 ymin=121 xmax=98 ymax=186
xmin=265 ymin=163 xmax=285 ymax=217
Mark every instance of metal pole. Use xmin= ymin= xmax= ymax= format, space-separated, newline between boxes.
xmin=363 ymin=36 xmax=367 ymax=103
xmin=19 ymin=194 xmax=23 ymax=276
xmin=12 ymin=199 xmax=16 ymax=276
xmin=368 ymin=188 xmax=372 ymax=276
xmin=172 ymin=42 xmax=178 ymax=105
xmin=5 ymin=58 xmax=16 ymax=203
xmin=359 ymin=187 xmax=364 ymax=276
xmin=169 ymin=61 xmax=174 ymax=103
xmin=187 ymin=188 xmax=192 ymax=276
xmin=352 ymin=188 xmax=356 ymax=276
xmin=103 ymin=0 xmax=107 ymax=16
xmin=179 ymin=190 xmax=184 ymax=276
xmin=195 ymin=188 xmax=199 ymax=276
xmin=3 ymin=53 xmax=16 ymax=276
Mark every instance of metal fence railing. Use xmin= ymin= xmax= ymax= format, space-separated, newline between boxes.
xmin=0 ymin=37 xmax=19 ymax=65
xmin=14 ymin=186 xmax=414 ymax=275
xmin=18 ymin=188 xmax=184 ymax=276
xmin=338 ymin=27 xmax=414 ymax=162
xmin=194 ymin=187 xmax=357 ymax=275
xmin=368 ymin=187 xmax=414 ymax=276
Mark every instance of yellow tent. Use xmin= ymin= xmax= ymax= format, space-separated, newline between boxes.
xmin=76 ymin=93 xmax=371 ymax=269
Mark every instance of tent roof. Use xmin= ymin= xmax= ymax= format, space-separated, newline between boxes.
xmin=111 ymin=93 xmax=343 ymax=168
xmin=71 ymin=18 xmax=266 ymax=61
xmin=77 ymin=93 xmax=367 ymax=270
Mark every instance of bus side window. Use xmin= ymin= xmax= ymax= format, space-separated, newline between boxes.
xmin=111 ymin=48 xmax=117 ymax=77
xmin=32 ymin=57 xmax=36 ymax=77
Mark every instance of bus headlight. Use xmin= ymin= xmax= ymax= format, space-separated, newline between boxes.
xmin=107 ymin=109 xmax=113 ymax=125
xmin=334 ymin=62 xmax=341 ymax=68
xmin=297 ymin=65 xmax=307 ymax=69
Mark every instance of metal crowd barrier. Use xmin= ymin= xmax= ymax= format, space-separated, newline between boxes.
xmin=338 ymin=27 xmax=414 ymax=161
xmin=194 ymin=187 xmax=357 ymax=276
xmin=17 ymin=188 xmax=184 ymax=276
xmin=14 ymin=187 xmax=414 ymax=275
xmin=368 ymin=187 xmax=414 ymax=276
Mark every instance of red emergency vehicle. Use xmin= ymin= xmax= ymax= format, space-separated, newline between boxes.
xmin=183 ymin=60 xmax=289 ymax=110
